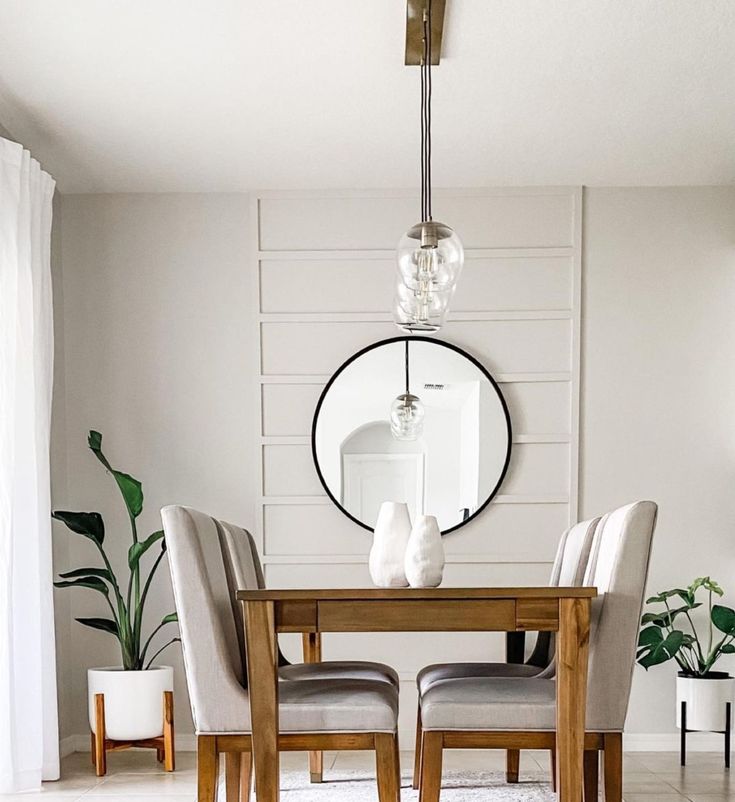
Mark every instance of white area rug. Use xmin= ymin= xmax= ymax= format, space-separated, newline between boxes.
xmin=280 ymin=769 xmax=555 ymax=800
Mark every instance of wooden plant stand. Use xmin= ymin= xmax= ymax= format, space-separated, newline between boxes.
xmin=90 ymin=690 xmax=175 ymax=776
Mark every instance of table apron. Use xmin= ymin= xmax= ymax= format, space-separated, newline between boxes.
xmin=271 ymin=598 xmax=561 ymax=633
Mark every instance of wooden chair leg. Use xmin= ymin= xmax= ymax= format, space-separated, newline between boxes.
xmin=163 ymin=690 xmax=175 ymax=771
xmin=94 ymin=693 xmax=107 ymax=777
xmin=603 ymin=733 xmax=622 ymax=802
xmin=240 ymin=751 xmax=253 ymax=802
xmin=157 ymin=748 xmax=165 ymax=763
xmin=225 ymin=753 xmax=241 ymax=802
xmin=308 ymin=749 xmax=323 ymax=783
xmin=550 ymin=747 xmax=557 ymax=792
xmin=419 ymin=731 xmax=443 ymax=802
xmin=90 ymin=733 xmax=96 ymax=767
xmin=197 ymin=735 xmax=219 ymax=802
xmin=413 ymin=707 xmax=423 ymax=790
xmin=584 ymin=749 xmax=599 ymax=801
xmin=375 ymin=733 xmax=400 ymax=802
xmin=506 ymin=749 xmax=520 ymax=783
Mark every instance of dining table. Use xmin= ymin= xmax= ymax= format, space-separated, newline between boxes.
xmin=237 ymin=586 xmax=597 ymax=802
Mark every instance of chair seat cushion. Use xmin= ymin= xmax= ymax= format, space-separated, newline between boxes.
xmin=280 ymin=660 xmax=399 ymax=687
xmin=420 ymin=677 xmax=556 ymax=731
xmin=196 ymin=678 xmax=399 ymax=735
xmin=417 ymin=662 xmax=543 ymax=695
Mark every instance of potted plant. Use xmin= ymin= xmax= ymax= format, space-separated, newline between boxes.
xmin=53 ymin=431 xmax=179 ymax=741
xmin=638 ymin=577 xmax=735 ymax=732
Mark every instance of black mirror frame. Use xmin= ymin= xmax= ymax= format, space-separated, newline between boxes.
xmin=310 ymin=335 xmax=513 ymax=536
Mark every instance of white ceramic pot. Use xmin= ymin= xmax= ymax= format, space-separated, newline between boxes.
xmin=369 ymin=502 xmax=412 ymax=588
xmin=405 ymin=514 xmax=445 ymax=588
xmin=88 ymin=666 xmax=174 ymax=741
xmin=676 ymin=672 xmax=735 ymax=732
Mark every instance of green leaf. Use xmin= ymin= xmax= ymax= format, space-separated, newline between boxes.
xmin=76 ymin=617 xmax=119 ymax=636
xmin=128 ymin=530 xmax=164 ymax=570
xmin=638 ymin=626 xmax=664 ymax=647
xmin=113 ymin=471 xmax=144 ymax=519
xmin=87 ymin=430 xmax=143 ymax=519
xmin=58 ymin=567 xmax=112 ymax=582
xmin=721 ymin=644 xmax=735 ymax=654
xmin=641 ymin=605 xmax=700 ymax=628
xmin=637 ymin=630 xmax=685 ymax=670
xmin=712 ymin=605 xmax=735 ymax=635
xmin=689 ymin=577 xmax=724 ymax=597
xmin=161 ymin=612 xmax=178 ymax=625
xmin=54 ymin=576 xmax=109 ymax=594
xmin=52 ymin=511 xmax=105 ymax=545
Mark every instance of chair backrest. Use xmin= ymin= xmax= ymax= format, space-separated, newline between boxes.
xmin=584 ymin=500 xmax=658 ymax=731
xmin=527 ymin=516 xmax=600 ymax=668
xmin=161 ymin=505 xmax=252 ymax=733
xmin=218 ymin=518 xmax=291 ymax=669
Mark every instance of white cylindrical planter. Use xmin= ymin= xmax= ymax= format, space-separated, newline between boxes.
xmin=369 ymin=502 xmax=412 ymax=588
xmin=88 ymin=666 xmax=174 ymax=740
xmin=405 ymin=514 xmax=445 ymax=588
xmin=676 ymin=673 xmax=735 ymax=732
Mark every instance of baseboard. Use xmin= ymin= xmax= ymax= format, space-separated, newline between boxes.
xmin=59 ymin=730 xmax=726 ymax=754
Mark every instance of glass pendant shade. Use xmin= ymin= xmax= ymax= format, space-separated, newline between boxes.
xmin=390 ymin=392 xmax=425 ymax=440
xmin=394 ymin=221 xmax=464 ymax=333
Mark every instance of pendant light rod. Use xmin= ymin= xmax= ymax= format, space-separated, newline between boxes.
xmin=405 ymin=0 xmax=446 ymax=66
xmin=420 ymin=2 xmax=433 ymax=222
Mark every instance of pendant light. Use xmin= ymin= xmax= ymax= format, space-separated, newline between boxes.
xmin=394 ymin=0 xmax=464 ymax=333
xmin=390 ymin=340 xmax=425 ymax=440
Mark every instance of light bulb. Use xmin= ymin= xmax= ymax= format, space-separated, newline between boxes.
xmin=390 ymin=393 xmax=425 ymax=441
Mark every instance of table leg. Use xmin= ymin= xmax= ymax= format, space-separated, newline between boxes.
xmin=244 ymin=600 xmax=279 ymax=802
xmin=556 ymin=597 xmax=590 ymax=802
xmin=302 ymin=633 xmax=323 ymax=782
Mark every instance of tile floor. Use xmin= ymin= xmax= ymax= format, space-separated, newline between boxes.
xmin=4 ymin=749 xmax=732 ymax=801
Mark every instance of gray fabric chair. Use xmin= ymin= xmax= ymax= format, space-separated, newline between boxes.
xmin=412 ymin=515 xmax=600 ymax=788
xmin=415 ymin=500 xmax=658 ymax=802
xmin=161 ymin=505 xmax=401 ymax=802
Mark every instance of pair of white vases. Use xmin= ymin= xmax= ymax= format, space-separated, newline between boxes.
xmin=369 ymin=502 xmax=445 ymax=588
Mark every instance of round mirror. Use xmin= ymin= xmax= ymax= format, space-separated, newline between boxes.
xmin=311 ymin=336 xmax=512 ymax=534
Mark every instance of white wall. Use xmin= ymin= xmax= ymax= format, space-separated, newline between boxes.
xmin=53 ymin=186 xmax=735 ymax=748
xmin=581 ymin=187 xmax=735 ymax=738
xmin=55 ymin=194 xmax=254 ymax=741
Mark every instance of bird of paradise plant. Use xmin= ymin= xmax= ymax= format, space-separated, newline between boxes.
xmin=52 ymin=431 xmax=179 ymax=670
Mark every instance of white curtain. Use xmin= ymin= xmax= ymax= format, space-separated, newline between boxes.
xmin=0 ymin=136 xmax=59 ymax=791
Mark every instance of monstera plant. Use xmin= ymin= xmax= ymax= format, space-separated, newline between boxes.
xmin=52 ymin=430 xmax=179 ymax=671
xmin=637 ymin=577 xmax=735 ymax=676
xmin=637 ymin=577 xmax=735 ymax=737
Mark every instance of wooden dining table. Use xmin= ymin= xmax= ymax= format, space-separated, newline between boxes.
xmin=237 ymin=586 xmax=597 ymax=802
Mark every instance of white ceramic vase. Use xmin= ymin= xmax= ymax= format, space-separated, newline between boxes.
xmin=404 ymin=514 xmax=445 ymax=588
xmin=88 ymin=665 xmax=174 ymax=740
xmin=369 ymin=502 xmax=412 ymax=588
xmin=676 ymin=673 xmax=735 ymax=732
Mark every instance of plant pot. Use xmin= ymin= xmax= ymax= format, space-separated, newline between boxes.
xmin=88 ymin=665 xmax=174 ymax=741
xmin=676 ymin=672 xmax=735 ymax=732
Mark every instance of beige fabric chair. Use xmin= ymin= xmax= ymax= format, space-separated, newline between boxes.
xmin=415 ymin=501 xmax=658 ymax=802
xmin=215 ymin=511 xmax=398 ymax=782
xmin=161 ymin=506 xmax=401 ymax=802
xmin=412 ymin=515 xmax=600 ymax=787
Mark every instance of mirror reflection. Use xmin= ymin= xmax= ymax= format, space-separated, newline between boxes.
xmin=312 ymin=337 xmax=512 ymax=533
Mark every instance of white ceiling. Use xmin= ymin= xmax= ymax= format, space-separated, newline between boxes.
xmin=0 ymin=0 xmax=733 ymax=193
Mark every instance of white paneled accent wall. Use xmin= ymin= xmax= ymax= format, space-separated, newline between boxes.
xmin=253 ymin=188 xmax=582 ymax=738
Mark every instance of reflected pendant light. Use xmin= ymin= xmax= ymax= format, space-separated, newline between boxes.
xmin=390 ymin=340 xmax=425 ymax=440
xmin=394 ymin=0 xmax=464 ymax=333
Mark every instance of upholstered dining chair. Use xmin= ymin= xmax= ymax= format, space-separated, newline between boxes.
xmin=214 ymin=509 xmax=398 ymax=784
xmin=161 ymin=506 xmax=401 ymax=802
xmin=412 ymin=515 xmax=600 ymax=789
xmin=415 ymin=500 xmax=658 ymax=802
